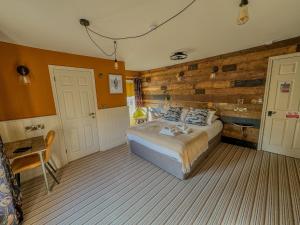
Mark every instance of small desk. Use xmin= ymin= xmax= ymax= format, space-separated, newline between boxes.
xmin=4 ymin=136 xmax=50 ymax=193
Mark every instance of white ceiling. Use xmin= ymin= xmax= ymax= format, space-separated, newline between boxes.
xmin=0 ymin=0 xmax=300 ymax=71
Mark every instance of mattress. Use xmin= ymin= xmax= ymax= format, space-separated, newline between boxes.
xmin=127 ymin=120 xmax=223 ymax=162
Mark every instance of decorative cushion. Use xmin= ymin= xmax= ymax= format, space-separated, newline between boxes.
xmin=163 ymin=107 xmax=182 ymax=122
xmin=185 ymin=108 xmax=209 ymax=126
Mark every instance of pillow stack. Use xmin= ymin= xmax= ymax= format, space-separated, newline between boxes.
xmin=185 ymin=109 xmax=209 ymax=126
xmin=163 ymin=107 xmax=182 ymax=122
xmin=161 ymin=106 xmax=218 ymax=126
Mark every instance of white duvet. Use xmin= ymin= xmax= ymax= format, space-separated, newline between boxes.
xmin=127 ymin=120 xmax=223 ymax=173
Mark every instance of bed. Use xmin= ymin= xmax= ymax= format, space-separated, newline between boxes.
xmin=127 ymin=119 xmax=223 ymax=180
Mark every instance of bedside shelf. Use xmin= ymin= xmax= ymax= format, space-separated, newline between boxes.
xmin=232 ymin=123 xmax=254 ymax=137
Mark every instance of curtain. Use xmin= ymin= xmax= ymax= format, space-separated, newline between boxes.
xmin=0 ymin=137 xmax=23 ymax=225
xmin=134 ymin=78 xmax=143 ymax=107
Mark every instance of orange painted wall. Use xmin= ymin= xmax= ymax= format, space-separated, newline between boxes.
xmin=0 ymin=41 xmax=127 ymax=121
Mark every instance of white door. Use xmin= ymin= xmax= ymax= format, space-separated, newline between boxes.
xmin=262 ymin=54 xmax=300 ymax=158
xmin=52 ymin=67 xmax=99 ymax=161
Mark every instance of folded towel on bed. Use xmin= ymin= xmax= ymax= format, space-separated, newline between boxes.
xmin=159 ymin=127 xmax=180 ymax=136
xmin=127 ymin=121 xmax=208 ymax=173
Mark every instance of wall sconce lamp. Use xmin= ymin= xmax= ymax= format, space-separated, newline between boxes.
xmin=16 ymin=65 xmax=31 ymax=85
xmin=210 ymin=66 xmax=219 ymax=80
xmin=237 ymin=0 xmax=249 ymax=25
xmin=176 ymin=71 xmax=185 ymax=81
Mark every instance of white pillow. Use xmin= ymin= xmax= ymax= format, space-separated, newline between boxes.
xmin=180 ymin=108 xmax=189 ymax=122
xmin=207 ymin=111 xmax=216 ymax=125
xmin=212 ymin=115 xmax=219 ymax=123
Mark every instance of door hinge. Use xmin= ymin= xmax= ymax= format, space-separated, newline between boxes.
xmin=54 ymin=76 xmax=56 ymax=82
xmin=65 ymin=149 xmax=68 ymax=154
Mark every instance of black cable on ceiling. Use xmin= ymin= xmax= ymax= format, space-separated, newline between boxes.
xmin=82 ymin=0 xmax=197 ymax=58
xmin=86 ymin=0 xmax=197 ymax=41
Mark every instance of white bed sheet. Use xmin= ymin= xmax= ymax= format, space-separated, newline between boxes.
xmin=127 ymin=120 xmax=223 ymax=162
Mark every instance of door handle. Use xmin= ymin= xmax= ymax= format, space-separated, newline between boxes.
xmin=267 ymin=111 xmax=276 ymax=117
xmin=89 ymin=112 xmax=96 ymax=118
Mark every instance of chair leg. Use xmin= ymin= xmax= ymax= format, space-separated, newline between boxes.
xmin=45 ymin=164 xmax=59 ymax=184
xmin=47 ymin=162 xmax=56 ymax=173
xmin=15 ymin=173 xmax=21 ymax=187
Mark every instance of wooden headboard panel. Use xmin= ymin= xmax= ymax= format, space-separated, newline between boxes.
xmin=141 ymin=37 xmax=300 ymax=148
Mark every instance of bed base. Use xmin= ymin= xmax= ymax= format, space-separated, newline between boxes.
xmin=129 ymin=133 xmax=221 ymax=180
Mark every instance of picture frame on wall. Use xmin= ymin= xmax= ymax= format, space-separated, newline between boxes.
xmin=109 ymin=74 xmax=123 ymax=94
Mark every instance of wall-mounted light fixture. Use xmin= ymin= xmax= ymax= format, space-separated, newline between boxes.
xmin=176 ymin=71 xmax=185 ymax=81
xmin=237 ymin=0 xmax=249 ymax=25
xmin=210 ymin=66 xmax=219 ymax=80
xmin=16 ymin=65 xmax=31 ymax=84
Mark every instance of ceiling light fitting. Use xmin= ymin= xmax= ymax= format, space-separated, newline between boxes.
xmin=237 ymin=0 xmax=249 ymax=25
xmin=170 ymin=52 xmax=188 ymax=60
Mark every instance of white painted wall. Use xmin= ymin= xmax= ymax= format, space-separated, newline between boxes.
xmin=0 ymin=106 xmax=130 ymax=182
xmin=0 ymin=115 xmax=67 ymax=182
xmin=97 ymin=106 xmax=130 ymax=151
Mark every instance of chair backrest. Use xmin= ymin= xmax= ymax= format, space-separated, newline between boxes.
xmin=44 ymin=130 xmax=55 ymax=162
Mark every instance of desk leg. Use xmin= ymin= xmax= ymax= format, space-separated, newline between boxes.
xmin=39 ymin=152 xmax=49 ymax=194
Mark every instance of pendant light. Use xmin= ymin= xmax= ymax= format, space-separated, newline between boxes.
xmin=113 ymin=40 xmax=118 ymax=70
xmin=114 ymin=59 xmax=119 ymax=70
xmin=237 ymin=0 xmax=249 ymax=25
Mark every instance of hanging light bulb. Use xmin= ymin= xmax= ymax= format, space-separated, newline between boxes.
xmin=237 ymin=0 xmax=249 ymax=25
xmin=113 ymin=40 xmax=119 ymax=70
xmin=114 ymin=58 xmax=119 ymax=70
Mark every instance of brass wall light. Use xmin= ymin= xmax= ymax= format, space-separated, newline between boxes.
xmin=210 ymin=66 xmax=219 ymax=80
xmin=16 ymin=65 xmax=31 ymax=85
xmin=176 ymin=71 xmax=185 ymax=81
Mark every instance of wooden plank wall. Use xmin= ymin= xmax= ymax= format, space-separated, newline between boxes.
xmin=140 ymin=38 xmax=300 ymax=147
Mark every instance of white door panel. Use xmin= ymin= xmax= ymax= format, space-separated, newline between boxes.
xmin=293 ymin=121 xmax=300 ymax=149
xmin=53 ymin=68 xmax=99 ymax=162
xmin=262 ymin=55 xmax=300 ymax=158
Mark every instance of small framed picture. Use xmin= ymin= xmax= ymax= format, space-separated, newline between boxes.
xmin=109 ymin=74 xmax=123 ymax=94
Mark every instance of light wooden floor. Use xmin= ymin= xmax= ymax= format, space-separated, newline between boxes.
xmin=21 ymin=143 xmax=300 ymax=225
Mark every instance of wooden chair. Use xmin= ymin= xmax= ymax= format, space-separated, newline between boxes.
xmin=12 ymin=130 xmax=59 ymax=186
